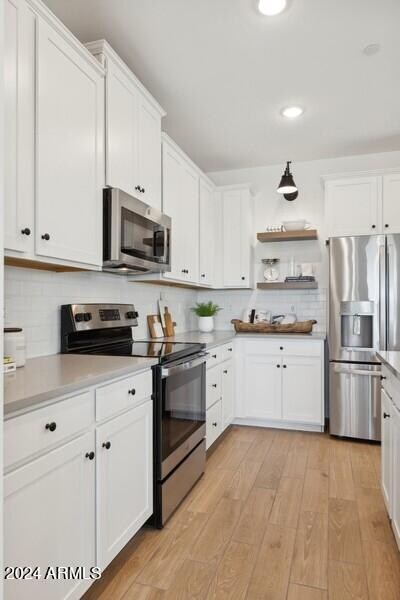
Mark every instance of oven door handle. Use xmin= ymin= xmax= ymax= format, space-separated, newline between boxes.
xmin=161 ymin=353 xmax=210 ymax=378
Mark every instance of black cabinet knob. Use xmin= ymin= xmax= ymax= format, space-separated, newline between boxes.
xmin=212 ymin=354 xmax=217 ymax=359
xmin=141 ymin=187 xmax=145 ymax=193
xmin=280 ymin=346 xmax=284 ymax=350
xmin=21 ymin=227 xmax=31 ymax=236
xmin=45 ymin=422 xmax=57 ymax=432
xmin=277 ymin=364 xmax=280 ymax=368
xmin=128 ymin=388 xmax=136 ymax=395
xmin=102 ymin=441 xmax=111 ymax=450
xmin=212 ymin=421 xmax=218 ymax=427
xmin=385 ymin=224 xmax=389 ymax=228
xmin=380 ymin=375 xmax=387 ymax=381
xmin=41 ymin=233 xmax=50 ymax=240
xmin=371 ymin=225 xmax=376 ymax=229
xmin=223 ymin=369 xmax=228 ymax=374
xmin=212 ymin=383 xmax=217 ymax=388
xmin=228 ymin=348 xmax=233 ymax=352
xmin=241 ymin=276 xmax=245 ymax=281
xmin=85 ymin=451 xmax=95 ymax=460
xmin=383 ymin=412 xmax=391 ymax=419
xmin=201 ymin=273 xmax=206 ymax=278
xmin=283 ymin=364 xmax=287 ymax=368
xmin=135 ymin=185 xmax=141 ymax=191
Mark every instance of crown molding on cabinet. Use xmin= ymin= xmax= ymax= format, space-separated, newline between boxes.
xmin=25 ymin=0 xmax=105 ymax=77
xmin=85 ymin=39 xmax=166 ymax=117
xmin=321 ymin=167 xmax=400 ymax=183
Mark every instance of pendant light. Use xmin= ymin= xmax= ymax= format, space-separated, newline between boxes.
xmin=277 ymin=161 xmax=298 ymax=200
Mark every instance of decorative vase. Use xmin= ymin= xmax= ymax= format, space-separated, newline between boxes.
xmin=198 ymin=316 xmax=214 ymax=333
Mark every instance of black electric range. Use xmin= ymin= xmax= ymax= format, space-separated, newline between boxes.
xmin=61 ymin=303 xmax=208 ymax=528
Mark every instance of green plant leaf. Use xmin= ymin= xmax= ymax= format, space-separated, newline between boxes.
xmin=191 ymin=301 xmax=222 ymax=317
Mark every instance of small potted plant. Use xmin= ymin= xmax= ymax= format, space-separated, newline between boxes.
xmin=191 ymin=301 xmax=221 ymax=333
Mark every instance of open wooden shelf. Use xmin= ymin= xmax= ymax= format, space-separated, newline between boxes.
xmin=257 ymin=229 xmax=318 ymax=243
xmin=257 ymin=281 xmax=318 ymax=290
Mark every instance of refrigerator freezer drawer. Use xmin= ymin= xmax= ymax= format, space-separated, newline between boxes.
xmin=329 ymin=362 xmax=381 ymax=441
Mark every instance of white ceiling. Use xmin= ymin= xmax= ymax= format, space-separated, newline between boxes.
xmin=44 ymin=0 xmax=400 ymax=172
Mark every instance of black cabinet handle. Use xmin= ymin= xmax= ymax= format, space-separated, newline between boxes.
xmin=383 ymin=412 xmax=391 ymax=419
xmin=385 ymin=224 xmax=389 ymax=228
xmin=201 ymin=273 xmax=206 ymax=278
xmin=141 ymin=187 xmax=145 ymax=193
xmin=21 ymin=227 xmax=31 ymax=236
xmin=128 ymin=388 xmax=136 ymax=395
xmin=283 ymin=365 xmax=287 ymax=368
xmin=41 ymin=233 xmax=50 ymax=241
xmin=212 ymin=383 xmax=217 ymax=388
xmin=241 ymin=276 xmax=245 ymax=281
xmin=45 ymin=422 xmax=57 ymax=432
xmin=280 ymin=346 xmax=284 ymax=350
xmin=212 ymin=354 xmax=217 ymax=359
xmin=102 ymin=441 xmax=111 ymax=450
xmin=228 ymin=348 xmax=233 ymax=352
xmin=212 ymin=421 xmax=218 ymax=427
xmin=371 ymin=225 xmax=376 ymax=229
xmin=380 ymin=375 xmax=387 ymax=381
xmin=277 ymin=364 xmax=280 ymax=368
xmin=223 ymin=369 xmax=228 ymax=374
xmin=135 ymin=185 xmax=141 ymax=191
xmin=85 ymin=451 xmax=95 ymax=460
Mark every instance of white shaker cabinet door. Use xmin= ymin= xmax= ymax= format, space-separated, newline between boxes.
xmin=381 ymin=388 xmax=392 ymax=514
xmin=281 ymin=356 xmax=322 ymax=425
xmin=137 ymin=94 xmax=162 ymax=211
xmin=96 ymin=401 xmax=153 ymax=571
xmin=181 ymin=163 xmax=199 ymax=284
xmin=162 ymin=142 xmax=184 ymax=280
xmin=222 ymin=359 xmax=235 ymax=430
xmin=391 ymin=402 xmax=400 ymax=549
xmin=199 ymin=178 xmax=216 ymax=286
xmin=325 ymin=177 xmax=380 ymax=237
xmin=35 ymin=19 xmax=104 ymax=266
xmin=4 ymin=0 xmax=35 ymax=254
xmin=222 ymin=189 xmax=244 ymax=287
xmin=4 ymin=432 xmax=96 ymax=600
xmin=242 ymin=354 xmax=282 ymax=420
xmin=383 ymin=173 xmax=400 ymax=234
xmin=106 ymin=57 xmax=138 ymax=196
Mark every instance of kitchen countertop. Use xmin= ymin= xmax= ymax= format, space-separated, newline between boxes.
xmin=153 ymin=329 xmax=326 ymax=347
xmin=4 ymin=354 xmax=157 ymax=417
xmin=377 ymin=351 xmax=400 ymax=379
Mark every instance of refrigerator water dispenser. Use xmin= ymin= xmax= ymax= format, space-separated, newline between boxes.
xmin=340 ymin=301 xmax=374 ymax=349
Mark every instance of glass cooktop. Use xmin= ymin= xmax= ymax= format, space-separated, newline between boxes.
xmin=84 ymin=340 xmax=204 ymax=362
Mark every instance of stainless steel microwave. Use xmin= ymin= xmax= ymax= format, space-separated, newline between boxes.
xmin=103 ymin=188 xmax=171 ymax=275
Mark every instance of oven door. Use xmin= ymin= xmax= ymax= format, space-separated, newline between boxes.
xmin=157 ymin=354 xmax=207 ymax=480
xmin=103 ymin=188 xmax=171 ymax=273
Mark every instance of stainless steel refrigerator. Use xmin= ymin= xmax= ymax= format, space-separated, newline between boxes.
xmin=329 ymin=234 xmax=400 ymax=441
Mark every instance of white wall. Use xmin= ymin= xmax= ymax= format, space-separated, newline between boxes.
xmin=204 ymin=150 xmax=400 ymax=331
xmin=5 ymin=267 xmax=197 ymax=358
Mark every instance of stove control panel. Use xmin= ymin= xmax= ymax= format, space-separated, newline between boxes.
xmin=62 ymin=303 xmax=139 ymax=335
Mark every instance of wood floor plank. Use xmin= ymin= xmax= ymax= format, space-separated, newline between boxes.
xmin=213 ymin=440 xmax=253 ymax=471
xmin=228 ymin=425 xmax=260 ymax=443
xmin=290 ymin=511 xmax=328 ymax=590
xmin=190 ymin=497 xmax=242 ymax=564
xmin=206 ymin=540 xmax=258 ymax=599
xmin=328 ymin=561 xmax=368 ymax=600
xmin=123 ymin=583 xmax=165 ymax=599
xmin=269 ymin=476 xmax=304 ymax=529
xmin=350 ymin=442 xmax=380 ymax=490
xmin=255 ymin=433 xmax=293 ymax=490
xmin=232 ymin=487 xmax=275 ymax=546
xmin=187 ymin=468 xmax=236 ymax=514
xmin=246 ymin=428 xmax=276 ymax=462
xmin=362 ymin=538 xmax=400 ymax=600
xmin=329 ymin=457 xmax=356 ymax=501
xmin=356 ymin=486 xmax=395 ymax=545
xmin=308 ymin=437 xmax=330 ymax=471
xmin=246 ymin=523 xmax=296 ymax=600
xmin=162 ymin=559 xmax=216 ymax=600
xmin=224 ymin=459 xmax=262 ymax=501
xmin=287 ymin=583 xmax=327 ymax=600
xmin=283 ymin=447 xmax=309 ymax=478
xmin=136 ymin=511 xmax=208 ymax=589
xmin=328 ymin=498 xmax=363 ymax=564
xmin=301 ymin=468 xmax=329 ymax=514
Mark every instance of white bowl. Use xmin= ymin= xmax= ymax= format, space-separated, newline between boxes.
xmin=282 ymin=220 xmax=307 ymax=231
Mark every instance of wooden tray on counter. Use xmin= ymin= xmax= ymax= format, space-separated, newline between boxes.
xmin=231 ymin=319 xmax=317 ymax=334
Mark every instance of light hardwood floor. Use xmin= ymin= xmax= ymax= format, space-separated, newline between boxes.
xmin=83 ymin=426 xmax=400 ymax=600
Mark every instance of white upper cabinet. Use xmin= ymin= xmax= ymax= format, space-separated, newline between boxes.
xmin=4 ymin=0 xmax=35 ymax=255
xmin=35 ymin=19 xmax=104 ymax=266
xmin=325 ymin=176 xmax=380 ymax=237
xmin=325 ymin=172 xmax=400 ymax=238
xmin=221 ymin=186 xmax=253 ymax=287
xmin=199 ymin=177 xmax=216 ymax=286
xmin=382 ymin=173 xmax=400 ymax=234
xmin=87 ymin=40 xmax=165 ymax=211
xmin=162 ymin=135 xmax=199 ymax=284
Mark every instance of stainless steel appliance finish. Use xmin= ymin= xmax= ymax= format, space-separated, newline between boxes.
xmin=329 ymin=234 xmax=400 ymax=440
xmin=103 ymin=187 xmax=171 ymax=275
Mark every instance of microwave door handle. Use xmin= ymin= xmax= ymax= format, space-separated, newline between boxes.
xmin=161 ymin=353 xmax=210 ymax=378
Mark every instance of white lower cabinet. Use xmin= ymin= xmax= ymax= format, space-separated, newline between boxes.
xmin=236 ymin=338 xmax=325 ymax=431
xmin=4 ymin=432 xmax=96 ymax=600
xmin=391 ymin=402 xmax=400 ymax=547
xmin=96 ymin=401 xmax=153 ymax=570
xmin=205 ymin=344 xmax=235 ymax=449
xmin=381 ymin=387 xmax=392 ymax=513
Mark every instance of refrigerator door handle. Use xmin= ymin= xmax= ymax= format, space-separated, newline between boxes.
xmin=379 ymin=242 xmax=387 ymax=350
xmin=333 ymin=368 xmax=381 ymax=377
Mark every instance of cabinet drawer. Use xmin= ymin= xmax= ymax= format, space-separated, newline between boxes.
xmin=96 ymin=369 xmax=152 ymax=422
xmin=206 ymin=399 xmax=222 ymax=449
xmin=221 ymin=342 xmax=235 ymax=362
xmin=5 ymin=391 xmax=94 ymax=469
xmin=207 ymin=346 xmax=222 ymax=369
xmin=243 ymin=339 xmax=322 ymax=358
xmin=206 ymin=365 xmax=222 ymax=409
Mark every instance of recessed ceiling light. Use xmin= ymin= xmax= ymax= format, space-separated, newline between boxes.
xmin=281 ymin=106 xmax=304 ymax=119
xmin=363 ymin=43 xmax=381 ymax=56
xmin=258 ymin=0 xmax=287 ymax=16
